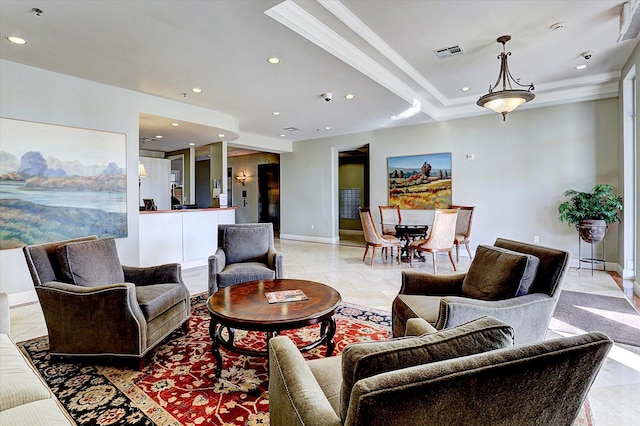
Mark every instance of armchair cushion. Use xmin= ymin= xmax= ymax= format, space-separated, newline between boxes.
xmin=339 ymin=316 xmax=514 ymax=421
xmin=136 ymin=283 xmax=189 ymax=321
xmin=57 ymin=238 xmax=124 ymax=287
xmin=462 ymin=245 xmax=539 ymax=300
xmin=224 ymin=226 xmax=270 ymax=264
xmin=217 ymin=263 xmax=276 ymax=288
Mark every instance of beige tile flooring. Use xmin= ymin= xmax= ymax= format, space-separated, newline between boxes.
xmin=9 ymin=238 xmax=640 ymax=425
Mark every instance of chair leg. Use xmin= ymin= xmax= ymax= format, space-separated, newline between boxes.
xmin=363 ymin=246 xmax=369 ymax=261
xmin=409 ymin=248 xmax=414 ymax=267
xmin=465 ymin=242 xmax=473 ymax=260
xmin=371 ymin=247 xmax=377 ymax=266
xmin=432 ymin=252 xmax=437 ymax=274
xmin=455 ymin=242 xmax=460 ymax=263
xmin=448 ymin=250 xmax=457 ymax=271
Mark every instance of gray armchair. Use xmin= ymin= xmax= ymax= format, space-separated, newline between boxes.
xmin=208 ymin=223 xmax=283 ymax=295
xmin=23 ymin=236 xmax=190 ymax=365
xmin=392 ymin=238 xmax=571 ymax=345
xmin=268 ymin=316 xmax=612 ymax=426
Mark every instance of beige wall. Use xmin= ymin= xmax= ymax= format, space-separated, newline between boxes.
xmin=227 ymin=153 xmax=280 ymax=224
xmin=281 ymin=99 xmax=623 ymax=272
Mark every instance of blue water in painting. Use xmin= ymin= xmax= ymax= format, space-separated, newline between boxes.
xmin=0 ymin=182 xmax=126 ymax=213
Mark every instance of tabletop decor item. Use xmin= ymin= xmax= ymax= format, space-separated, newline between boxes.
xmin=558 ymin=184 xmax=623 ymax=243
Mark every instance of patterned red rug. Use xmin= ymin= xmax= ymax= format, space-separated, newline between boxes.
xmin=18 ymin=294 xmax=391 ymax=425
xmin=18 ymin=294 xmax=594 ymax=425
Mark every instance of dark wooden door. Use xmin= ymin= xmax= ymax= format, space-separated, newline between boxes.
xmin=258 ymin=163 xmax=280 ymax=232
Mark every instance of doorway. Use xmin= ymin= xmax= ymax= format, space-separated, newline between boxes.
xmin=338 ymin=145 xmax=369 ymax=246
xmin=258 ymin=163 xmax=280 ymax=232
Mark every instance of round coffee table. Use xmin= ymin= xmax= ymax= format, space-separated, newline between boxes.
xmin=206 ymin=278 xmax=342 ymax=377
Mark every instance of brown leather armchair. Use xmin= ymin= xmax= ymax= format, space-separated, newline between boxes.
xmin=23 ymin=236 xmax=190 ymax=365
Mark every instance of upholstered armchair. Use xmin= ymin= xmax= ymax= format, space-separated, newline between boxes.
xmin=392 ymin=238 xmax=570 ymax=344
xmin=268 ymin=316 xmax=612 ymax=426
xmin=22 ymin=236 xmax=190 ymax=364
xmin=208 ymin=223 xmax=283 ymax=295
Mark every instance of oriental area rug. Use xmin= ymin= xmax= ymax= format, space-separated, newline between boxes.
xmin=18 ymin=295 xmax=391 ymax=426
xmin=18 ymin=294 xmax=594 ymax=426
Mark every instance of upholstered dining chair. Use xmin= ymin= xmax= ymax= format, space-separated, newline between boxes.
xmin=22 ymin=236 xmax=190 ymax=366
xmin=452 ymin=205 xmax=475 ymax=262
xmin=378 ymin=205 xmax=401 ymax=236
xmin=359 ymin=207 xmax=401 ymax=266
xmin=408 ymin=208 xmax=458 ymax=272
xmin=208 ymin=223 xmax=283 ymax=295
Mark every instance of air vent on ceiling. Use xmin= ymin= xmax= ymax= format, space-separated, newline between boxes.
xmin=283 ymin=126 xmax=301 ymax=132
xmin=619 ymin=1 xmax=640 ymax=42
xmin=140 ymin=137 xmax=160 ymax=143
xmin=434 ymin=45 xmax=464 ymax=59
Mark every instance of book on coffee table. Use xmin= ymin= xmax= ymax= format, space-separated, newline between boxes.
xmin=265 ymin=289 xmax=308 ymax=303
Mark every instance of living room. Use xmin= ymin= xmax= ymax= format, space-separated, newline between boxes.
xmin=1 ymin=1 xmax=639 ymax=425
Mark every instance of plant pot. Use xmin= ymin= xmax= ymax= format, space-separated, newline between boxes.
xmin=576 ymin=219 xmax=607 ymax=243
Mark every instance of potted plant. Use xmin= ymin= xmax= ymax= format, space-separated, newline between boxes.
xmin=558 ymin=184 xmax=623 ymax=243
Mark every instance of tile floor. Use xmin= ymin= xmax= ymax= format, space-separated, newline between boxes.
xmin=9 ymin=238 xmax=640 ymax=425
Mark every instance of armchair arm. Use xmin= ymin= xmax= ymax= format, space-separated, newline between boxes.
xmin=268 ymin=246 xmax=284 ymax=279
xmin=36 ymin=281 xmax=147 ymax=355
xmin=207 ymin=248 xmax=226 ymax=295
xmin=435 ymin=293 xmax=557 ymax=345
xmin=405 ymin=318 xmax=437 ymax=336
xmin=123 ymin=263 xmax=183 ymax=285
xmin=269 ymin=336 xmax=342 ymax=426
xmin=400 ymin=271 xmax=466 ymax=295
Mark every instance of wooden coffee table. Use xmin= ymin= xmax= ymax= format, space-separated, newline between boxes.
xmin=206 ymin=278 xmax=342 ymax=377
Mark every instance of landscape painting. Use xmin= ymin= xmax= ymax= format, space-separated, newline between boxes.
xmin=388 ymin=152 xmax=452 ymax=209
xmin=0 ymin=118 xmax=127 ymax=250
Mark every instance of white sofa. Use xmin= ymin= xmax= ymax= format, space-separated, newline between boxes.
xmin=0 ymin=293 xmax=75 ymax=425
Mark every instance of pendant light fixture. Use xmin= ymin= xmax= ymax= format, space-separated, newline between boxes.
xmin=477 ymin=35 xmax=535 ymax=121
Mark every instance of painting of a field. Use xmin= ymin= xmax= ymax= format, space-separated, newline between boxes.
xmin=0 ymin=118 xmax=127 ymax=249
xmin=388 ymin=153 xmax=452 ymax=209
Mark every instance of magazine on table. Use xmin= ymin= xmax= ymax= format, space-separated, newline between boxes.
xmin=265 ymin=289 xmax=308 ymax=303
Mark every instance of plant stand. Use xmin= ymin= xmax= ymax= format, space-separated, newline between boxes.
xmin=577 ymin=232 xmax=606 ymax=276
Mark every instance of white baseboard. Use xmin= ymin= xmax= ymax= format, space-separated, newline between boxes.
xmin=279 ymin=234 xmax=339 ymax=244
xmin=8 ymin=290 xmax=38 ymax=307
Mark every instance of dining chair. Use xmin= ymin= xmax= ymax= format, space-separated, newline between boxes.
xmin=379 ymin=205 xmax=401 ymax=236
xmin=452 ymin=205 xmax=475 ymax=262
xmin=359 ymin=207 xmax=401 ymax=266
xmin=408 ymin=208 xmax=458 ymax=272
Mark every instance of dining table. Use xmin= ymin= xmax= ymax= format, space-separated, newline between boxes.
xmin=391 ymin=224 xmax=430 ymax=262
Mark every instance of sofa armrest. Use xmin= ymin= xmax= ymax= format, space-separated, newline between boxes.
xmin=400 ymin=271 xmax=466 ymax=295
xmin=435 ymin=293 xmax=557 ymax=345
xmin=268 ymin=336 xmax=342 ymax=426
xmin=123 ymin=263 xmax=183 ymax=285
xmin=207 ymin=248 xmax=227 ymax=295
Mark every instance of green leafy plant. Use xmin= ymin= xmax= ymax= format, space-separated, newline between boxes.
xmin=558 ymin=184 xmax=623 ymax=226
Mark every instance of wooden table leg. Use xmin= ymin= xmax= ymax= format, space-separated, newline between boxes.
xmin=209 ymin=320 xmax=223 ymax=377
xmin=324 ymin=317 xmax=337 ymax=356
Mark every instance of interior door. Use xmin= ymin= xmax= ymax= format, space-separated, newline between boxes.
xmin=258 ymin=163 xmax=280 ymax=232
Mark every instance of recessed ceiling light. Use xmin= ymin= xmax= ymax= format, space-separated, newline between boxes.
xmin=268 ymin=57 xmax=281 ymax=64
xmin=6 ymin=36 xmax=27 ymax=45
xmin=155 ymin=135 xmax=163 ymax=139
xmin=280 ymin=134 xmax=286 ymax=137
xmin=188 ymin=143 xmax=195 ymax=146
xmin=171 ymin=122 xmax=180 ymax=126
xmin=460 ymin=87 xmax=470 ymax=92
xmin=217 ymin=133 xmax=225 ymax=138
xmin=192 ymin=87 xmax=202 ymax=93
xmin=390 ymin=115 xmax=397 ymax=120
xmin=345 ymin=94 xmax=355 ymax=100
xmin=272 ymin=111 xmax=280 ymax=116
xmin=576 ymin=64 xmax=588 ymax=70
xmin=324 ymin=127 xmax=331 ymax=130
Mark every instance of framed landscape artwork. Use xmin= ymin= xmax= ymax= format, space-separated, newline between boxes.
xmin=387 ymin=152 xmax=452 ymax=209
xmin=0 ymin=118 xmax=127 ymax=250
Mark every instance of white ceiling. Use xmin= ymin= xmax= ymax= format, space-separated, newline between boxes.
xmin=1 ymin=0 xmax=637 ymax=153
